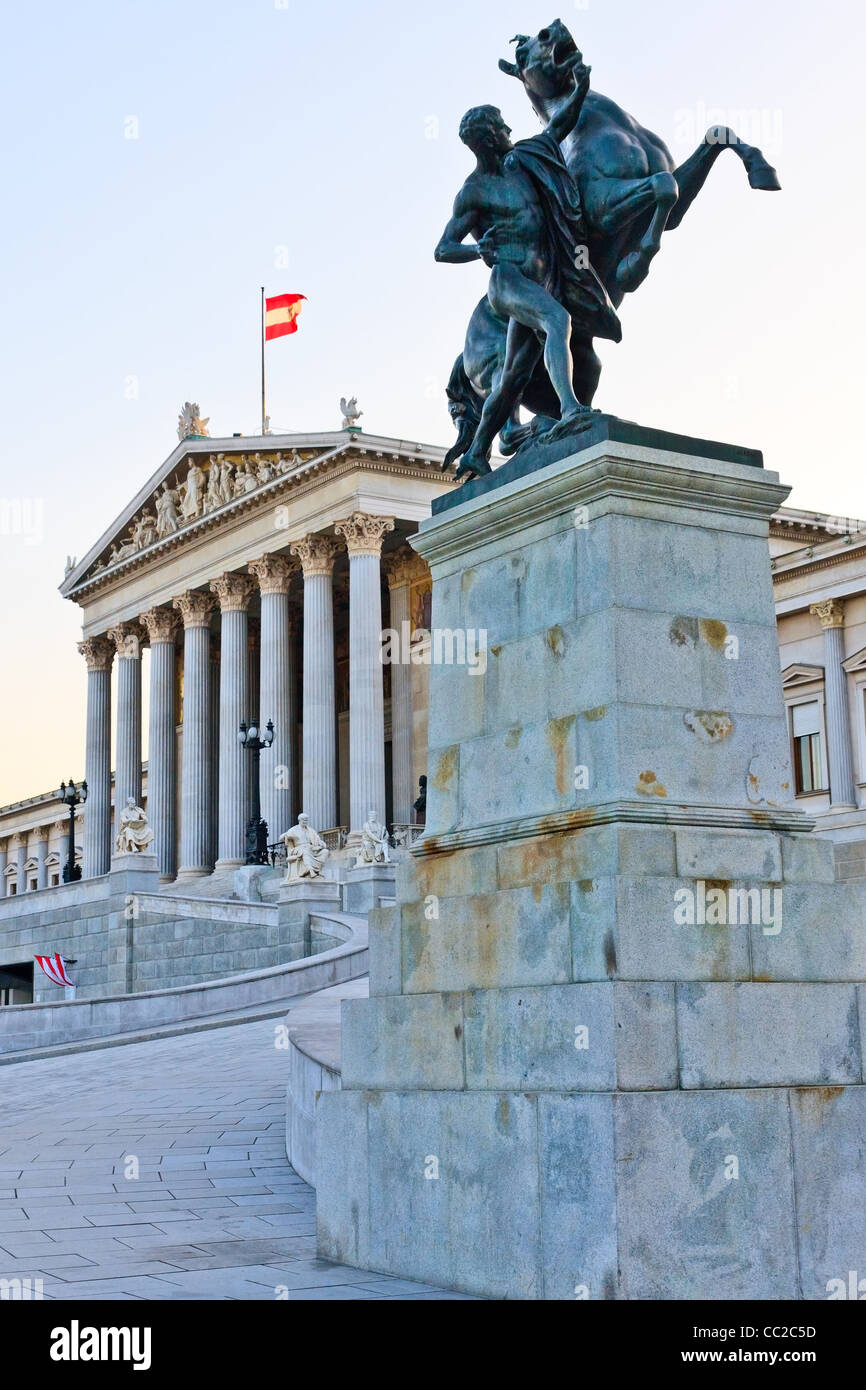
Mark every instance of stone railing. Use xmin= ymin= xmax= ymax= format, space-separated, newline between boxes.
xmin=390 ymin=823 xmax=425 ymax=848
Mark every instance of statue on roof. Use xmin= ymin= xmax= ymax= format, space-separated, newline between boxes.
xmin=177 ymin=402 xmax=210 ymax=441
xmin=340 ymin=396 xmax=363 ymax=429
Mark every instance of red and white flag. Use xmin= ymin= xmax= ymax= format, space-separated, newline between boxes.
xmin=35 ymin=953 xmax=74 ymax=987
xmin=265 ymin=293 xmax=306 ymax=341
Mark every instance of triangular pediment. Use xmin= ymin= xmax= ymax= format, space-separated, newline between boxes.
xmin=843 ymin=645 xmax=866 ymax=674
xmin=781 ymin=663 xmax=825 ymax=689
xmin=60 ymin=428 xmax=450 ymax=600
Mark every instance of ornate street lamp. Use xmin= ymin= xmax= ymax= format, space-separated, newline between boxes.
xmin=237 ymin=719 xmax=274 ymax=865
xmin=58 ymin=778 xmax=87 ymax=883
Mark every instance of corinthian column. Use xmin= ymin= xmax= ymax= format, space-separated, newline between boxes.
xmin=810 ymin=599 xmax=856 ymax=807
xmin=141 ymin=606 xmax=180 ymax=879
xmin=383 ymin=550 xmax=419 ymax=825
xmin=290 ymin=535 xmax=340 ymax=830
xmin=78 ymin=636 xmax=114 ymax=876
xmin=249 ymin=554 xmax=297 ymax=842
xmin=107 ymin=622 xmax=144 ymax=844
xmin=334 ymin=513 xmax=395 ymax=841
xmin=173 ymin=590 xmax=215 ymax=877
xmin=210 ymin=572 xmax=255 ymax=868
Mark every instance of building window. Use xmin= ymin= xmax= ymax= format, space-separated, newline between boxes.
xmin=50 ymin=873 xmax=60 ymax=887
xmin=791 ymin=700 xmax=826 ymax=794
xmin=9 ymin=883 xmax=16 ymax=896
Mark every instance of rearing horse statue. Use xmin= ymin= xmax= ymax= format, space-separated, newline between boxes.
xmin=442 ymin=19 xmax=780 ymax=467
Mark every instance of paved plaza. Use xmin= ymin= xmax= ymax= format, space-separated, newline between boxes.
xmin=0 ymin=1016 xmax=474 ymax=1300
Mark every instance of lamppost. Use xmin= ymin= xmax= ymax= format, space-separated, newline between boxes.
xmin=238 ymin=719 xmax=274 ymax=865
xmin=59 ymin=778 xmax=87 ymax=883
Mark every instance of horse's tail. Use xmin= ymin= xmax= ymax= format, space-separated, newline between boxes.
xmin=442 ymin=355 xmax=484 ymax=470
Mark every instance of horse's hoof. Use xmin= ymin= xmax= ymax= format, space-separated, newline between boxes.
xmin=454 ymin=456 xmax=491 ymax=482
xmin=748 ymin=160 xmax=781 ymax=191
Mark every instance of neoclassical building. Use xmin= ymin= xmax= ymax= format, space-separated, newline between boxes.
xmin=3 ymin=434 xmax=866 ymax=901
xmin=771 ymin=504 xmax=866 ymax=877
xmin=7 ymin=424 xmax=452 ymax=892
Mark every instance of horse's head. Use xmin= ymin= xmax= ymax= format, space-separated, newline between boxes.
xmin=499 ymin=19 xmax=582 ymax=112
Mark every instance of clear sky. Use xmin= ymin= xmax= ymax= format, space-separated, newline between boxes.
xmin=1 ymin=0 xmax=863 ymax=805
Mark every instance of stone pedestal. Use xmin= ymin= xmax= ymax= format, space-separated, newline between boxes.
xmin=343 ymin=863 xmax=396 ymax=915
xmin=278 ymin=878 xmax=341 ymax=960
xmin=106 ymin=854 xmax=160 ymax=995
xmin=316 ymin=421 xmax=866 ymax=1301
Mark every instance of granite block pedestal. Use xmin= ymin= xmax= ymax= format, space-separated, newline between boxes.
xmin=316 ymin=422 xmax=866 ymax=1300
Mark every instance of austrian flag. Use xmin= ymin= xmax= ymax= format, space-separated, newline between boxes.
xmin=35 ymin=953 xmax=74 ymax=987
xmin=265 ymin=292 xmax=306 ymax=340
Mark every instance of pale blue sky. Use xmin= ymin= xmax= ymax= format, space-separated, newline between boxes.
xmin=1 ymin=0 xmax=863 ymax=802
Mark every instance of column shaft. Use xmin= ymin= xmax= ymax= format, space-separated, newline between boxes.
xmin=16 ymin=841 xmax=27 ymax=892
xmin=291 ymin=538 xmax=339 ymax=831
xmin=79 ymin=638 xmax=113 ymax=877
xmin=174 ymin=593 xmax=215 ymax=877
xmin=259 ymin=591 xmax=294 ymax=841
xmin=142 ymin=609 xmax=179 ymax=880
xmin=334 ymin=514 xmax=394 ymax=837
xmin=36 ymin=837 xmax=48 ymax=890
xmin=108 ymin=624 xmax=143 ymax=841
xmin=388 ymin=578 xmax=414 ymax=824
xmin=211 ymin=574 xmax=254 ymax=867
xmin=824 ymin=624 xmax=856 ymax=806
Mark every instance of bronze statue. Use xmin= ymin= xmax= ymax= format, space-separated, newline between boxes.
xmin=435 ymin=58 xmax=621 ymax=479
xmin=438 ymin=21 xmax=781 ymax=478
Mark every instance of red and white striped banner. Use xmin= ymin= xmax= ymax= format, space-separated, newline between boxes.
xmin=265 ymin=292 xmax=306 ymax=340
xmin=34 ymin=953 xmax=74 ymax=987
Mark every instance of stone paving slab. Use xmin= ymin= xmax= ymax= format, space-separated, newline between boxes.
xmin=0 ymin=1016 xmax=476 ymax=1300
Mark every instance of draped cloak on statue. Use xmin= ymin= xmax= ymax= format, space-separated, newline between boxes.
xmin=503 ymin=130 xmax=622 ymax=344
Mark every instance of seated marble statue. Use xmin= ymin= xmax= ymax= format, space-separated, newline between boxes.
xmin=355 ymin=811 xmax=391 ymax=867
xmin=115 ymin=797 xmax=155 ymax=854
xmin=280 ymin=813 xmax=329 ymax=883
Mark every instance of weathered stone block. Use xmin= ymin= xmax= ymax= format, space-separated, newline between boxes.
xmin=315 ymin=1090 xmax=370 ymax=1269
xmin=780 ymin=834 xmax=837 ymax=883
xmin=675 ymin=828 xmax=782 ymax=882
xmin=538 ymin=1094 xmax=617 ymax=1300
xmin=367 ymin=905 xmax=402 ymax=996
xmin=463 ymin=983 xmax=615 ymax=1090
xmin=402 ymin=883 xmax=572 ymax=993
xmin=614 ymin=982 xmax=678 ymax=1089
xmin=615 ymin=877 xmax=752 ymax=981
xmin=790 ymin=1086 xmax=866 ymax=1300
xmin=615 ymin=1090 xmax=799 ymax=1299
xmin=750 ymin=882 xmax=866 ymax=980
xmin=366 ymin=1090 xmax=540 ymax=1297
xmin=411 ymin=845 xmax=498 ymax=902
xmin=341 ymin=993 xmax=464 ymax=1090
xmin=497 ymin=826 xmax=617 ymax=891
xmin=677 ymin=983 xmax=860 ymax=1088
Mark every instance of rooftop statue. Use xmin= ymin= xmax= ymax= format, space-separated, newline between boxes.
xmin=177 ymin=401 xmax=210 ymax=441
xmin=438 ymin=20 xmax=780 ymax=479
xmin=340 ymin=396 xmax=363 ymax=429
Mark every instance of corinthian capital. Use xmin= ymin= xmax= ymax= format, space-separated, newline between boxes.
xmin=383 ymin=546 xmax=426 ymax=589
xmin=248 ymin=553 xmax=296 ymax=595
xmin=290 ymin=534 xmax=341 ymax=577
xmin=140 ymin=606 xmax=180 ymax=644
xmin=78 ymin=635 xmax=114 ymax=672
xmin=209 ymin=572 xmax=255 ymax=612
xmin=106 ymin=622 xmax=144 ymax=660
xmin=334 ymin=512 xmax=395 ymax=557
xmin=173 ymin=589 xmax=215 ymax=629
xmin=810 ymin=598 xmax=845 ymax=629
